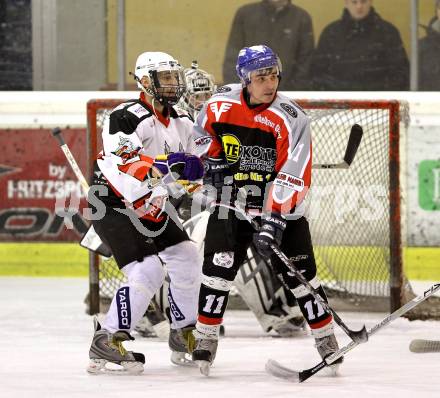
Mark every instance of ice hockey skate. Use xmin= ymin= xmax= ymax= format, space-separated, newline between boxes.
xmin=314 ymin=333 xmax=343 ymax=376
xmin=168 ymin=325 xmax=196 ymax=367
xmin=192 ymin=337 xmax=218 ymax=376
xmin=87 ymin=318 xmax=145 ymax=375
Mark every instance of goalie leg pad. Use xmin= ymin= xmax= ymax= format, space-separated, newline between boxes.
xmin=234 ymin=248 xmax=304 ymax=335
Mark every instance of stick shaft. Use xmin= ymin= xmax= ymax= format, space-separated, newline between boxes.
xmin=299 ymin=283 xmax=440 ymax=382
xmin=52 ymin=127 xmax=90 ymax=195
xmin=59 ymin=144 xmax=90 ymax=195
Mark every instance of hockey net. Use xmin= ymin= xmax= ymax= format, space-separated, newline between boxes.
xmin=85 ymin=98 xmax=440 ymax=320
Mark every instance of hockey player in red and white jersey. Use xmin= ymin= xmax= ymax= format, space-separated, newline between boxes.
xmin=191 ymin=45 xmax=342 ymax=376
xmin=177 ymin=61 xmax=306 ymax=336
xmin=86 ymin=51 xmax=204 ymax=374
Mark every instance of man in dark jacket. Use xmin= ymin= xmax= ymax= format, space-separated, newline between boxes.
xmin=419 ymin=0 xmax=440 ymax=90
xmin=311 ymin=0 xmax=409 ymax=91
xmin=222 ymin=0 xmax=314 ymax=90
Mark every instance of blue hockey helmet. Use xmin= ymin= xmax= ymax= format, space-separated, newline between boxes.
xmin=236 ymin=45 xmax=282 ymax=85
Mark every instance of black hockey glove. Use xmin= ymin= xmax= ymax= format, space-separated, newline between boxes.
xmin=253 ymin=213 xmax=287 ymax=259
xmin=203 ymin=157 xmax=232 ymax=199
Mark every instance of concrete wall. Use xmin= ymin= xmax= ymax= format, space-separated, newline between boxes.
xmin=32 ymin=0 xmax=106 ymax=90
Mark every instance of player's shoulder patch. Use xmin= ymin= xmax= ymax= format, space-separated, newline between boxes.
xmin=126 ymin=102 xmax=151 ymax=118
xmin=109 ymin=100 xmax=152 ymax=135
xmin=212 ymin=83 xmax=241 ymax=99
xmin=272 ymin=94 xmax=307 ymax=122
xmin=280 ymin=102 xmax=298 ymax=118
xmin=215 ymin=85 xmax=232 ymax=94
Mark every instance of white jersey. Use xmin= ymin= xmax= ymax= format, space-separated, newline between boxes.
xmin=97 ymin=95 xmax=195 ymax=204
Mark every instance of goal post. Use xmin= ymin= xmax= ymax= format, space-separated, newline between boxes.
xmin=85 ymin=97 xmax=435 ymax=318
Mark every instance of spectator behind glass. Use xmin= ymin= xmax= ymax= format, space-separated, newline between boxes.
xmin=311 ymin=0 xmax=409 ymax=91
xmin=222 ymin=0 xmax=314 ymax=90
xmin=419 ymin=0 xmax=440 ymax=90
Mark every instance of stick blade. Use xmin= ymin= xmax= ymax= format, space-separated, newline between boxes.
xmin=265 ymin=359 xmax=300 ymax=382
xmin=343 ymin=124 xmax=363 ymax=166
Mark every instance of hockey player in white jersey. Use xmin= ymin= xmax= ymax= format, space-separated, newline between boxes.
xmin=86 ymin=51 xmax=204 ymax=374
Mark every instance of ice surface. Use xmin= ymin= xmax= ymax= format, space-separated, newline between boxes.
xmin=0 ymin=277 xmax=438 ymax=398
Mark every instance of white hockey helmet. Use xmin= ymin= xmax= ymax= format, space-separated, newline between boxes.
xmin=134 ymin=51 xmax=186 ymax=106
xmin=181 ymin=61 xmax=216 ymax=115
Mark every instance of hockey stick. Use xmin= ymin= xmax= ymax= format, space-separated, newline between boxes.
xmin=409 ymin=339 xmax=440 ymax=353
xmin=52 ymin=127 xmax=90 ymax=195
xmin=266 ymin=283 xmax=440 ymax=383
xmin=312 ymin=124 xmax=363 ymax=169
xmin=51 ymin=127 xmax=112 ymax=256
xmin=210 ymin=202 xmax=368 ymax=344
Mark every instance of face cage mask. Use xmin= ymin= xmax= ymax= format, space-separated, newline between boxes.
xmin=149 ymin=69 xmax=186 ymax=107
xmin=185 ymin=91 xmax=213 ymax=113
xmin=183 ymin=72 xmax=215 ymax=111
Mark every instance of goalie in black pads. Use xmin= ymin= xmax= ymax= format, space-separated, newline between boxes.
xmin=86 ymin=51 xmax=204 ymax=374
xmin=191 ymin=45 xmax=342 ymax=376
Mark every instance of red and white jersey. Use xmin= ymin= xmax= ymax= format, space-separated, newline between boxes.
xmin=97 ymin=93 xmax=195 ymax=204
xmin=193 ymin=84 xmax=312 ymax=215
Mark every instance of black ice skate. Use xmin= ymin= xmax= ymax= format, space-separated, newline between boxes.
xmin=168 ymin=325 xmax=196 ymax=367
xmin=87 ymin=317 xmax=145 ymax=374
xmin=314 ymin=333 xmax=344 ymax=376
xmin=192 ymin=337 xmax=218 ymax=376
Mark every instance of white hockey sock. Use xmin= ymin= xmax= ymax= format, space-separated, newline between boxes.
xmin=194 ymin=322 xmax=220 ymax=340
xmin=103 ymin=255 xmax=165 ymax=333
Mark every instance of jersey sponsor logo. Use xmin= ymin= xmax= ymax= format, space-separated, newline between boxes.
xmin=221 ymin=134 xmax=277 ymax=172
xmin=212 ymin=251 xmax=234 ymax=268
xmin=116 ymin=286 xmax=131 ymax=329
xmin=254 ymin=114 xmax=281 ymax=135
xmin=194 ymin=135 xmax=213 ymax=147
xmin=168 ymin=289 xmax=185 ymax=321
xmin=274 ymin=171 xmax=304 ymax=192
xmin=215 ymin=85 xmax=232 ymax=94
xmin=280 ymin=103 xmax=298 ymax=118
xmin=127 ymin=103 xmax=150 ymax=118
xmin=111 ymin=137 xmax=141 ymax=163
xmin=210 ymin=102 xmax=233 ymax=121
xmin=221 ymin=134 xmax=241 ymax=163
